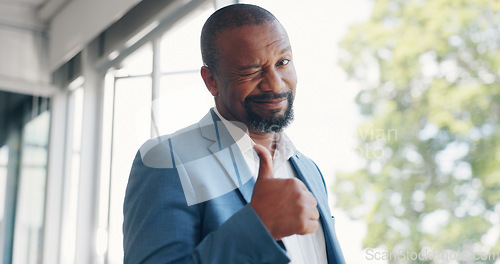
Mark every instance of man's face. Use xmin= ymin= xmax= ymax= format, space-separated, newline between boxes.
xmin=211 ymin=21 xmax=297 ymax=133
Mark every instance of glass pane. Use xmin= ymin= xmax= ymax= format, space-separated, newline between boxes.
xmin=0 ymin=145 xmax=6 ymax=264
xmin=115 ymin=43 xmax=153 ymax=77
xmin=12 ymin=111 xmax=50 ymax=264
xmin=0 ymin=146 xmax=8 ymax=226
xmin=157 ymin=73 xmax=213 ymax=136
xmin=160 ymin=5 xmax=214 ymax=73
xmin=108 ymin=77 xmax=152 ymax=264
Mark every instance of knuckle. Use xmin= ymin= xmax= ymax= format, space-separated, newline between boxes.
xmin=291 ymin=189 xmax=303 ymax=200
xmin=313 ymin=209 xmax=320 ymax=220
xmin=309 ymin=194 xmax=318 ymax=206
xmin=296 ymin=221 xmax=308 ymax=234
xmin=296 ymin=203 xmax=307 ymax=215
xmin=284 ymin=178 xmax=298 ymax=187
xmin=313 ymin=196 xmax=318 ymax=205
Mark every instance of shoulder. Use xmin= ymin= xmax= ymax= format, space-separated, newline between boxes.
xmin=137 ymin=121 xmax=207 ymax=169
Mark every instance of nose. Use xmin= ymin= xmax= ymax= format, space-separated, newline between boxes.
xmin=259 ymin=68 xmax=285 ymax=93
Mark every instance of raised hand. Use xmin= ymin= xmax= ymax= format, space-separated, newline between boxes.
xmin=250 ymin=144 xmax=320 ymax=241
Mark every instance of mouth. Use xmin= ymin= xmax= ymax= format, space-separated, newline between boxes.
xmin=250 ymin=98 xmax=287 ymax=110
xmin=246 ymin=91 xmax=291 ymax=112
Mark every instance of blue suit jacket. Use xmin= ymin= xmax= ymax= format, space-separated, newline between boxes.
xmin=123 ymin=109 xmax=345 ymax=263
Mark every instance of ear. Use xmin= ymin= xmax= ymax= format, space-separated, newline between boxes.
xmin=201 ymin=66 xmax=219 ymax=97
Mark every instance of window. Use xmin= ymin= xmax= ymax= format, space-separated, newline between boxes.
xmin=157 ymin=6 xmax=214 ymax=135
xmin=101 ymin=44 xmax=153 ymax=264
xmin=0 ymin=145 xmax=8 ymax=249
xmin=12 ymin=111 xmax=50 ymax=264
xmin=99 ymin=4 xmax=215 ymax=263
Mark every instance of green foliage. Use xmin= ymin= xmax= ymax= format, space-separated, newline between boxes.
xmin=335 ymin=0 xmax=500 ymax=261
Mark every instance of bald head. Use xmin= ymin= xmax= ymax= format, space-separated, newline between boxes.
xmin=200 ymin=4 xmax=280 ymax=73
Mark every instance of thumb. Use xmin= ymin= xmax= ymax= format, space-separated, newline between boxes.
xmin=253 ymin=144 xmax=274 ymax=180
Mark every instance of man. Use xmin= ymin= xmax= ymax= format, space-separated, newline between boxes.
xmin=123 ymin=4 xmax=345 ymax=264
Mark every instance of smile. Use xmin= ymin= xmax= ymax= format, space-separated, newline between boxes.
xmin=251 ymin=98 xmax=287 ymax=109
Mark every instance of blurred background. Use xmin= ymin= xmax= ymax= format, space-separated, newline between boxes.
xmin=0 ymin=0 xmax=498 ymax=263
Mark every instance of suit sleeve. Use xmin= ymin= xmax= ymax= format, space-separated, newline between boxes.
xmin=123 ymin=151 xmax=289 ymax=264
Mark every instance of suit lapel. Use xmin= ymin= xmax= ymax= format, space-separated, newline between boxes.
xmin=229 ymin=144 xmax=255 ymax=203
xmin=200 ymin=109 xmax=255 ymax=204
xmin=289 ymin=153 xmax=338 ymax=263
xmin=289 ymin=154 xmax=330 ymax=224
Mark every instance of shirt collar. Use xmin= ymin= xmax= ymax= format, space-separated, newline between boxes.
xmin=274 ymin=131 xmax=296 ymax=161
xmin=213 ymin=107 xmax=254 ymax=153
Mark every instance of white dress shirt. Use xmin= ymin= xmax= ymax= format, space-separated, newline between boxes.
xmin=214 ymin=108 xmax=328 ymax=264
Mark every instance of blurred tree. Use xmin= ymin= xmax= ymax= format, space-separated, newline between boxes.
xmin=335 ymin=0 xmax=500 ymax=262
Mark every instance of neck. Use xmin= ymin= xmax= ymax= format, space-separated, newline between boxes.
xmin=249 ymin=130 xmax=277 ymax=157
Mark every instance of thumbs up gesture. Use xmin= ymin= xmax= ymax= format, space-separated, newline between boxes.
xmin=250 ymin=144 xmax=320 ymax=241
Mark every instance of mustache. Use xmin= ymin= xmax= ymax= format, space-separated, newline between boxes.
xmin=245 ymin=91 xmax=293 ymax=102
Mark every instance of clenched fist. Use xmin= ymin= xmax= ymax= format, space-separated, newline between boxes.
xmin=250 ymin=144 xmax=320 ymax=241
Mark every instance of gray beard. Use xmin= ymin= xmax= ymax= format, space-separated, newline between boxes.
xmin=244 ymin=91 xmax=294 ymax=133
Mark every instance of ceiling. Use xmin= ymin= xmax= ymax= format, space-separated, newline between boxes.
xmin=0 ymin=0 xmax=47 ymax=7
xmin=0 ymin=0 xmax=70 ymax=28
